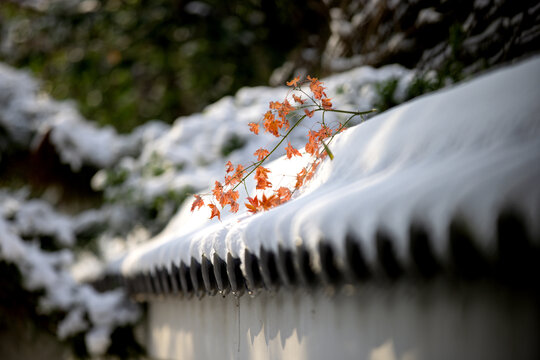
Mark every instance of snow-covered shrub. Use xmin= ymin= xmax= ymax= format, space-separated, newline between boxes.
xmin=0 ymin=191 xmax=141 ymax=357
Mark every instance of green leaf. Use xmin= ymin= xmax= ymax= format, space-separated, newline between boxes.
xmin=322 ymin=141 xmax=334 ymax=160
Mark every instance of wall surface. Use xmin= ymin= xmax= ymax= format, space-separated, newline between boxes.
xmin=146 ymin=282 xmax=539 ymax=360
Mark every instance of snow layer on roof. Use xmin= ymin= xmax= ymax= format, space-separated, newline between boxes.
xmin=121 ymin=57 xmax=540 ymax=277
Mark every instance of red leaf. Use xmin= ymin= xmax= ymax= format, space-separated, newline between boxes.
xmin=292 ymin=94 xmax=305 ymax=104
xmin=208 ymin=204 xmax=221 ymax=220
xmin=286 ymin=76 xmax=300 ymax=87
xmin=254 ymin=148 xmax=269 ymax=161
xmin=285 ymin=142 xmax=301 ymax=159
xmin=225 ymin=161 xmax=234 ymax=173
xmin=191 ymin=195 xmax=204 ymax=211
xmin=248 ymin=122 xmax=259 ymax=135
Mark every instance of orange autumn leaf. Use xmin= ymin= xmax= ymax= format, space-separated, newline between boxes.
xmin=280 ymin=118 xmax=290 ymax=131
xmin=286 ymin=76 xmax=300 ymax=87
xmin=263 ymin=111 xmax=280 ymax=137
xmin=255 ymin=166 xmax=272 ymax=190
xmin=269 ymin=101 xmax=281 ymax=110
xmin=270 ymin=100 xmax=295 ymax=122
xmin=246 ymin=192 xmax=282 ymax=214
xmin=227 ymin=164 xmax=245 ymax=185
xmin=208 ymin=204 xmax=221 ymax=220
xmin=230 ymin=201 xmax=239 ymax=213
xmin=225 ymin=189 xmax=239 ymax=203
xmin=305 ymin=132 xmax=319 ymax=156
xmin=306 ymin=160 xmax=320 ymax=182
xmin=313 ymin=87 xmax=326 ymax=100
xmin=254 ymin=148 xmax=269 ymax=161
xmin=295 ymin=168 xmax=307 ymax=189
xmin=276 ymin=100 xmax=295 ymax=126
xmin=212 ymin=181 xmax=223 ymax=199
xmin=285 ymin=142 xmax=301 ymax=159
xmin=304 ymin=109 xmax=315 ymax=118
xmin=218 ymin=189 xmax=239 ymax=210
xmin=256 ymin=179 xmax=272 ymax=190
xmin=280 ymin=99 xmax=295 ymax=115
xmin=292 ymin=94 xmax=305 ymax=104
xmin=275 ymin=187 xmax=292 ymax=202
xmin=218 ymin=196 xmax=227 ymax=208
xmin=191 ymin=194 xmax=205 ymax=211
xmin=245 ymin=196 xmax=260 ymax=214
xmin=260 ymin=193 xmax=279 ymax=211
xmin=248 ymin=122 xmax=259 ymax=135
xmin=307 ymin=75 xmax=327 ymax=100
xmin=225 ymin=161 xmax=234 ymax=173
xmin=255 ymin=166 xmax=270 ymax=180
xmin=321 ymin=98 xmax=333 ymax=110
xmin=316 ymin=125 xmax=332 ymax=141
xmin=235 ymin=164 xmax=245 ymax=176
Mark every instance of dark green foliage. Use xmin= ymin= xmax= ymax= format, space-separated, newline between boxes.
xmin=0 ymin=0 xmax=328 ymax=133
xmin=142 ymin=152 xmax=168 ymax=178
xmin=148 ymin=187 xmax=194 ymax=220
xmin=406 ymin=24 xmax=467 ymax=101
xmin=140 ymin=152 xmax=184 ymax=178
xmin=406 ymin=75 xmax=442 ymax=101
xmin=221 ymin=134 xmax=247 ymax=157
xmin=449 ymin=23 xmax=466 ymax=59
xmin=378 ymin=24 xmax=468 ymax=111
xmin=374 ymin=78 xmax=399 ymax=112
xmin=103 ymin=167 xmax=129 ymax=187
xmin=443 ymin=23 xmax=466 ymax=83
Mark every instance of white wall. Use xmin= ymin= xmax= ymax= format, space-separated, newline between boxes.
xmin=147 ymin=282 xmax=539 ymax=360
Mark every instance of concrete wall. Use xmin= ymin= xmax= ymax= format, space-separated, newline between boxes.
xmin=146 ymin=282 xmax=539 ymax=360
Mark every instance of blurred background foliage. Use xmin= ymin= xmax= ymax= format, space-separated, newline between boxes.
xmin=3 ymin=0 xmax=536 ymax=133
xmin=0 ymin=0 xmax=329 ymax=133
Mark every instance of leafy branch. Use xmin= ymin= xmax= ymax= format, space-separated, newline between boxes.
xmin=191 ymin=76 xmax=376 ymax=220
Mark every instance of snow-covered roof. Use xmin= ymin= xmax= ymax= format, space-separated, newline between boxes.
xmin=118 ymin=56 xmax=540 ymax=298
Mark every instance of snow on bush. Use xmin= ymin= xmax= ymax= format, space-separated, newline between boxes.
xmin=0 ymin=63 xmax=165 ymax=170
xmin=0 ymin=190 xmax=140 ymax=355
